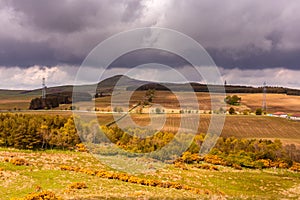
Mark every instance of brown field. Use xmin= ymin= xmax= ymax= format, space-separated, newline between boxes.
xmin=11 ymin=110 xmax=300 ymax=147
xmin=93 ymin=91 xmax=300 ymax=114
xmin=237 ymin=93 xmax=300 ymax=114
xmin=0 ymin=91 xmax=38 ymax=110
xmin=0 ymin=99 xmax=31 ymax=110
xmin=1 ymin=90 xmax=300 ymax=146
xmin=1 ymin=89 xmax=299 ymax=114
xmin=95 ymin=113 xmax=300 ymax=140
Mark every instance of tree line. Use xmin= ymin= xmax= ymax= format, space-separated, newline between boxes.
xmin=0 ymin=113 xmax=80 ymax=150
xmin=1 ymin=113 xmax=300 ymax=168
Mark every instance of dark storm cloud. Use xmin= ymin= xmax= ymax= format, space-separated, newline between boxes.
xmin=8 ymin=0 xmax=126 ymax=33
xmin=0 ymin=0 xmax=147 ymax=67
xmin=0 ymin=0 xmax=300 ymax=70
xmin=156 ymin=0 xmax=300 ymax=70
xmin=208 ymin=47 xmax=300 ymax=70
xmin=9 ymin=0 xmax=96 ymax=33
xmin=108 ymin=49 xmax=190 ymax=69
xmin=0 ymin=38 xmax=56 ymax=67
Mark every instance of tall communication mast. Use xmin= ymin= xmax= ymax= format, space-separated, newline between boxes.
xmin=42 ymin=78 xmax=46 ymax=99
xmin=262 ymin=81 xmax=267 ymax=112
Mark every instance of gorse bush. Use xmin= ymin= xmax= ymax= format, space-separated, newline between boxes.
xmin=290 ymin=162 xmax=300 ymax=172
xmin=68 ymin=182 xmax=87 ymax=190
xmin=14 ymin=190 xmax=62 ymax=200
xmin=75 ymin=143 xmax=88 ymax=152
xmin=59 ymin=165 xmax=212 ymax=195
xmin=10 ymin=158 xmax=28 ymax=166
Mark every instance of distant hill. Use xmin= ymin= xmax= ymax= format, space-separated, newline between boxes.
xmin=96 ymin=75 xmax=300 ymax=96
xmin=1 ymin=75 xmax=300 ymax=98
xmin=94 ymin=75 xmax=148 ymax=93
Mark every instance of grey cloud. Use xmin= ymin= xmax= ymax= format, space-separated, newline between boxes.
xmin=9 ymin=0 xmax=122 ymax=33
xmin=121 ymin=0 xmax=145 ymax=22
xmin=108 ymin=49 xmax=191 ymax=69
xmin=208 ymin=47 xmax=300 ymax=70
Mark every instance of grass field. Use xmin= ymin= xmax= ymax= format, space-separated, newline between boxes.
xmin=1 ymin=148 xmax=300 ymax=200
xmin=0 ymin=90 xmax=39 ymax=110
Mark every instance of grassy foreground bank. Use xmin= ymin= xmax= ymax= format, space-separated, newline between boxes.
xmin=0 ymin=148 xmax=300 ymax=200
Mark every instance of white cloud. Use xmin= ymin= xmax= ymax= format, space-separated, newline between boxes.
xmin=0 ymin=65 xmax=78 ymax=90
xmin=0 ymin=65 xmax=299 ymax=90
xmin=220 ymin=67 xmax=300 ymax=89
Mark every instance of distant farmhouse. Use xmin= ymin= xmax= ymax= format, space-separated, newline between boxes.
xmin=271 ymin=112 xmax=300 ymax=121
xmin=290 ymin=114 xmax=300 ymax=121
xmin=273 ymin=112 xmax=288 ymax=118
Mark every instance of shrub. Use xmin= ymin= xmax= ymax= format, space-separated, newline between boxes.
xmin=22 ymin=191 xmax=62 ymax=200
xmin=155 ymin=107 xmax=161 ymax=114
xmin=210 ymin=165 xmax=219 ymax=171
xmin=10 ymin=158 xmax=28 ymax=166
xmin=118 ymin=173 xmax=130 ymax=182
xmin=170 ymin=182 xmax=184 ymax=189
xmin=182 ymin=151 xmax=193 ymax=164
xmin=75 ymin=143 xmax=88 ymax=152
xmin=68 ymin=182 xmax=87 ymax=189
xmin=232 ymin=164 xmax=242 ymax=170
xmin=225 ymin=95 xmax=241 ymax=105
xmin=290 ymin=162 xmax=300 ymax=172
xmin=204 ymin=155 xmax=226 ymax=166
xmin=194 ymin=164 xmax=210 ymax=170
xmin=255 ymin=108 xmax=263 ymax=115
xmin=255 ymin=159 xmax=271 ymax=168
xmin=229 ymin=107 xmax=235 ymax=115
xmin=243 ymin=110 xmax=250 ymax=115
xmin=194 ymin=164 xmax=219 ymax=171
xmin=174 ymin=162 xmax=188 ymax=170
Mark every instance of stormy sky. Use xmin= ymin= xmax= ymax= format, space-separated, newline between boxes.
xmin=0 ymin=0 xmax=300 ymax=89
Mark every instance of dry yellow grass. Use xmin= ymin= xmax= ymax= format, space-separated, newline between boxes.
xmin=237 ymin=93 xmax=300 ymax=113
xmin=93 ymin=91 xmax=300 ymax=114
xmin=1 ymin=89 xmax=299 ymax=114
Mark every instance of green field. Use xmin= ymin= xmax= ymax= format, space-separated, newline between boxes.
xmin=1 ymin=148 xmax=300 ymax=200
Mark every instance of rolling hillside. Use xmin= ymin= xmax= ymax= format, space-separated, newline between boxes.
xmin=0 ymin=75 xmax=299 ymax=113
